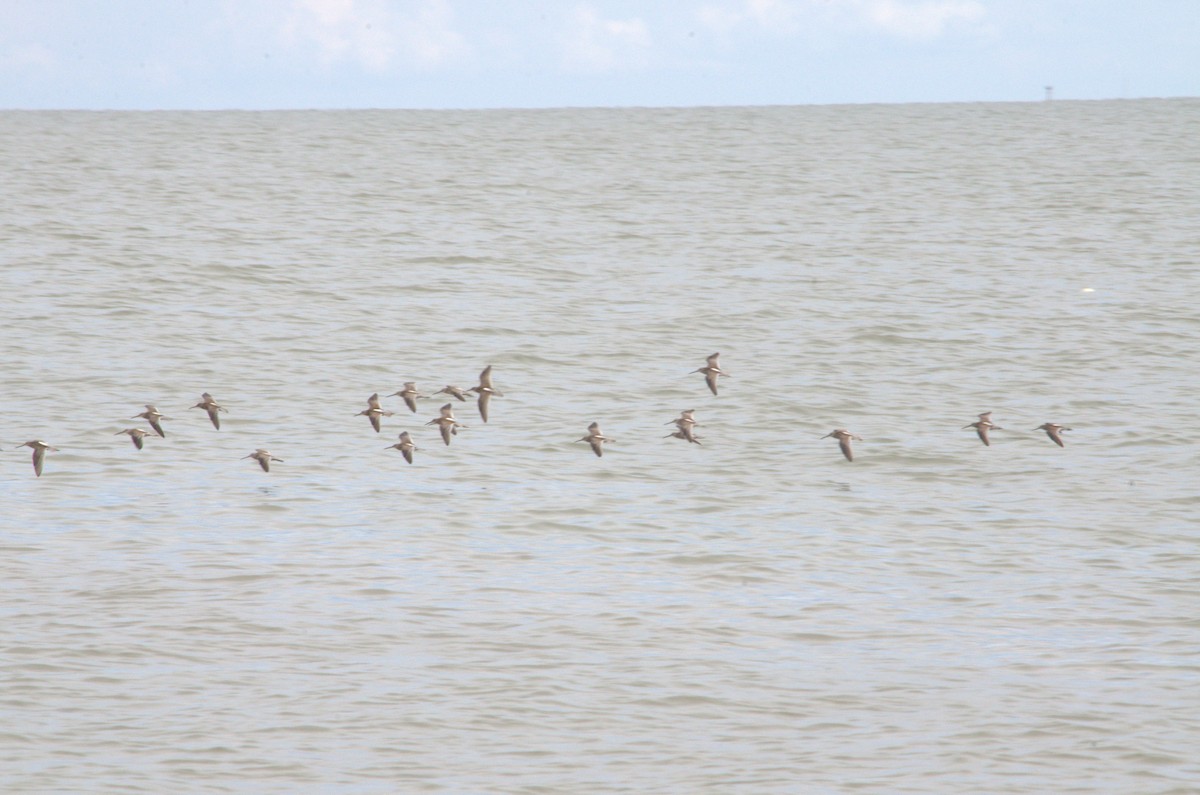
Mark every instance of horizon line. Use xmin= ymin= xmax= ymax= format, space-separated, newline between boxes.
xmin=2 ymin=94 xmax=1196 ymax=114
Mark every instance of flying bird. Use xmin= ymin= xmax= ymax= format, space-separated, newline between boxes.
xmin=132 ymin=405 xmax=168 ymax=438
xmin=385 ymin=431 xmax=419 ymax=464
xmin=963 ymin=412 xmax=1003 ymax=446
xmin=242 ymin=449 xmax=283 ymax=472
xmin=822 ymin=429 xmax=863 ymax=462
xmin=191 ymin=392 xmax=228 ymax=430
xmin=691 ymin=352 xmax=728 ymax=396
xmin=576 ymin=422 xmax=614 ymax=457
xmin=665 ymin=409 xmax=701 ymax=444
xmin=388 ymin=382 xmax=427 ymax=413
xmin=16 ymin=440 xmax=58 ymax=477
xmin=434 ymin=384 xmax=470 ymax=402
xmin=1035 ymin=423 xmax=1072 ymax=447
xmin=426 ymin=403 xmax=467 ymax=445
xmin=356 ymin=393 xmax=393 ymax=433
xmin=115 ymin=428 xmax=151 ymax=450
xmin=469 ymin=365 xmax=503 ymax=423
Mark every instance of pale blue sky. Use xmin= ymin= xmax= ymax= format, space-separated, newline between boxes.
xmin=2 ymin=0 xmax=1196 ymax=109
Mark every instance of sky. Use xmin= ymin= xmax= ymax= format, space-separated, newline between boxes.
xmin=1 ymin=0 xmax=1197 ymax=109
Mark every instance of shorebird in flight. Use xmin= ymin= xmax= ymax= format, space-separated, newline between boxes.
xmin=434 ymin=384 xmax=470 ymax=402
xmin=16 ymin=440 xmax=58 ymax=477
xmin=242 ymin=449 xmax=283 ymax=472
xmin=576 ymin=422 xmax=614 ymax=457
xmin=132 ymin=405 xmax=168 ymax=438
xmin=469 ymin=365 xmax=503 ymax=423
xmin=356 ymin=393 xmax=393 ymax=433
xmin=691 ymin=353 xmax=728 ymax=396
xmin=385 ymin=431 xmax=418 ymax=463
xmin=191 ymin=392 xmax=228 ymax=430
xmin=665 ymin=409 xmax=701 ymax=444
xmin=667 ymin=409 xmax=699 ymax=428
xmin=115 ymin=428 xmax=151 ymax=450
xmin=1035 ymin=423 xmax=1072 ymax=447
xmin=822 ymin=429 xmax=863 ymax=462
xmin=388 ymin=382 xmax=427 ymax=413
xmin=963 ymin=412 xmax=1002 ymax=446
xmin=427 ymin=403 xmax=467 ymax=445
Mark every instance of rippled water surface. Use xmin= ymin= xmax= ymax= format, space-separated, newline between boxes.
xmin=2 ymin=100 xmax=1198 ymax=793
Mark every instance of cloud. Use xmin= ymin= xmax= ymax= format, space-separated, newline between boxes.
xmin=0 ymin=43 xmax=56 ymax=71
xmin=280 ymin=0 xmax=467 ymax=72
xmin=696 ymin=0 xmax=799 ymax=35
xmin=403 ymin=0 xmax=469 ymax=68
xmin=281 ymin=0 xmax=397 ymax=70
xmin=562 ymin=5 xmax=652 ymax=73
xmin=863 ymin=0 xmax=985 ymax=39
xmin=696 ymin=5 xmax=742 ymax=36
xmin=744 ymin=0 xmax=800 ymax=30
xmin=696 ymin=0 xmax=984 ymax=40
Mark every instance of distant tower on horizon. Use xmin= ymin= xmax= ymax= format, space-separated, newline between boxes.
xmin=1044 ymin=85 xmax=1054 ymax=101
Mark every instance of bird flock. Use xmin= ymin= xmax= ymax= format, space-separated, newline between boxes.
xmin=8 ymin=354 xmax=1073 ymax=477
